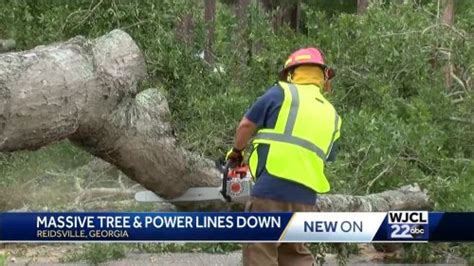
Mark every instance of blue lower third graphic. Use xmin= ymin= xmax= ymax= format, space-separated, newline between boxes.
xmin=0 ymin=212 xmax=291 ymax=242
xmin=1 ymin=212 xmax=474 ymax=242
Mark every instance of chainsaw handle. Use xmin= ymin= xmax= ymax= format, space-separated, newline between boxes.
xmin=220 ymin=161 xmax=232 ymax=202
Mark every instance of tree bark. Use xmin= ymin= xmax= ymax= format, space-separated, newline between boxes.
xmin=317 ymin=184 xmax=430 ymax=212
xmin=357 ymin=0 xmax=369 ymax=15
xmin=204 ymin=0 xmax=216 ymax=65
xmin=441 ymin=0 xmax=454 ymax=90
xmin=441 ymin=0 xmax=454 ymax=26
xmin=260 ymin=0 xmax=300 ymax=32
xmin=0 ymin=30 xmax=431 ymax=211
xmin=233 ymin=0 xmax=251 ymax=74
xmin=176 ymin=12 xmax=195 ymax=45
xmin=289 ymin=0 xmax=300 ymax=32
xmin=0 ymin=30 xmax=220 ymax=200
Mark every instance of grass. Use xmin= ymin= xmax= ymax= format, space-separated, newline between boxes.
xmin=0 ymin=254 xmax=6 ymax=266
xmin=60 ymin=243 xmax=241 ymax=264
xmin=309 ymin=243 xmax=360 ymax=265
xmin=59 ymin=243 xmax=359 ymax=265
xmin=61 ymin=244 xmax=126 ymax=265
xmin=134 ymin=243 xmax=241 ymax=254
xmin=0 ymin=141 xmax=92 ymax=211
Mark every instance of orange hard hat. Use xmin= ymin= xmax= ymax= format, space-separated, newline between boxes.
xmin=279 ymin=47 xmax=335 ymax=81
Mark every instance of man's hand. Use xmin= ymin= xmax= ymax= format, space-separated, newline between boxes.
xmin=226 ymin=147 xmax=244 ymax=167
xmin=226 ymin=117 xmax=257 ymax=167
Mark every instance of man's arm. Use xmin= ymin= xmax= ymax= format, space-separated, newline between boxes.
xmin=233 ymin=117 xmax=257 ymax=151
xmin=230 ymin=85 xmax=281 ymax=153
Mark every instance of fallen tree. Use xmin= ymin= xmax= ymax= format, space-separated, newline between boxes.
xmin=317 ymin=184 xmax=429 ymax=212
xmin=0 ymin=29 xmax=220 ymax=200
xmin=0 ymin=30 xmax=430 ymax=210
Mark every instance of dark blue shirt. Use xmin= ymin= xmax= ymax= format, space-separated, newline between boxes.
xmin=245 ymin=84 xmax=337 ymax=205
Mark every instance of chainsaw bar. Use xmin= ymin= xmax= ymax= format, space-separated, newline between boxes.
xmin=135 ymin=187 xmax=224 ymax=203
xmin=135 ymin=163 xmax=253 ymax=203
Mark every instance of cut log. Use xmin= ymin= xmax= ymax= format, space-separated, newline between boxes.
xmin=317 ymin=183 xmax=430 ymax=212
xmin=0 ymin=30 xmax=431 ymax=211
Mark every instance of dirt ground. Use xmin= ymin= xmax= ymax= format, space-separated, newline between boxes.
xmin=1 ymin=244 xmax=467 ymax=266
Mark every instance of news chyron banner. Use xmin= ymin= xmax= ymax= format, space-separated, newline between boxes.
xmin=0 ymin=212 xmax=473 ymax=242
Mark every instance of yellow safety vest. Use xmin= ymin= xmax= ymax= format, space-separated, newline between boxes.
xmin=249 ymin=82 xmax=342 ymax=193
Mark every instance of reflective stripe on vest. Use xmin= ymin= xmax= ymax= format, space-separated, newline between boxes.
xmin=254 ymin=132 xmax=327 ymax=162
xmin=255 ymin=83 xmax=339 ymax=161
xmin=249 ymin=82 xmax=341 ymax=193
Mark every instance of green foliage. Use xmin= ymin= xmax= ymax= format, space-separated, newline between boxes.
xmin=0 ymin=254 xmax=6 ymax=266
xmin=61 ymin=244 xmax=126 ymax=264
xmin=383 ymin=243 xmax=474 ymax=264
xmin=134 ymin=242 xmax=240 ymax=254
xmin=309 ymin=243 xmax=359 ymax=265
xmin=0 ymin=142 xmax=90 ymax=186
xmin=0 ymin=142 xmax=92 ymax=210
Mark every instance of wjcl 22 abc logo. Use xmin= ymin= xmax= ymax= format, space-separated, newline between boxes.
xmin=388 ymin=211 xmax=429 ymax=240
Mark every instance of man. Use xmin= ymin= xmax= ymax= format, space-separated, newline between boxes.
xmin=226 ymin=47 xmax=342 ymax=266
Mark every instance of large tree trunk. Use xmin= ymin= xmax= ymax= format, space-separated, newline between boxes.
xmin=260 ymin=0 xmax=300 ymax=32
xmin=0 ymin=30 xmax=220 ymax=200
xmin=0 ymin=30 xmax=430 ymax=211
xmin=317 ymin=184 xmax=429 ymax=212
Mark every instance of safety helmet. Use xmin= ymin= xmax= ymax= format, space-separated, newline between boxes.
xmin=278 ymin=47 xmax=335 ymax=81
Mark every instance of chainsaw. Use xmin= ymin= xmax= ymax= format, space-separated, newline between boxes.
xmin=134 ymin=162 xmax=253 ymax=203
